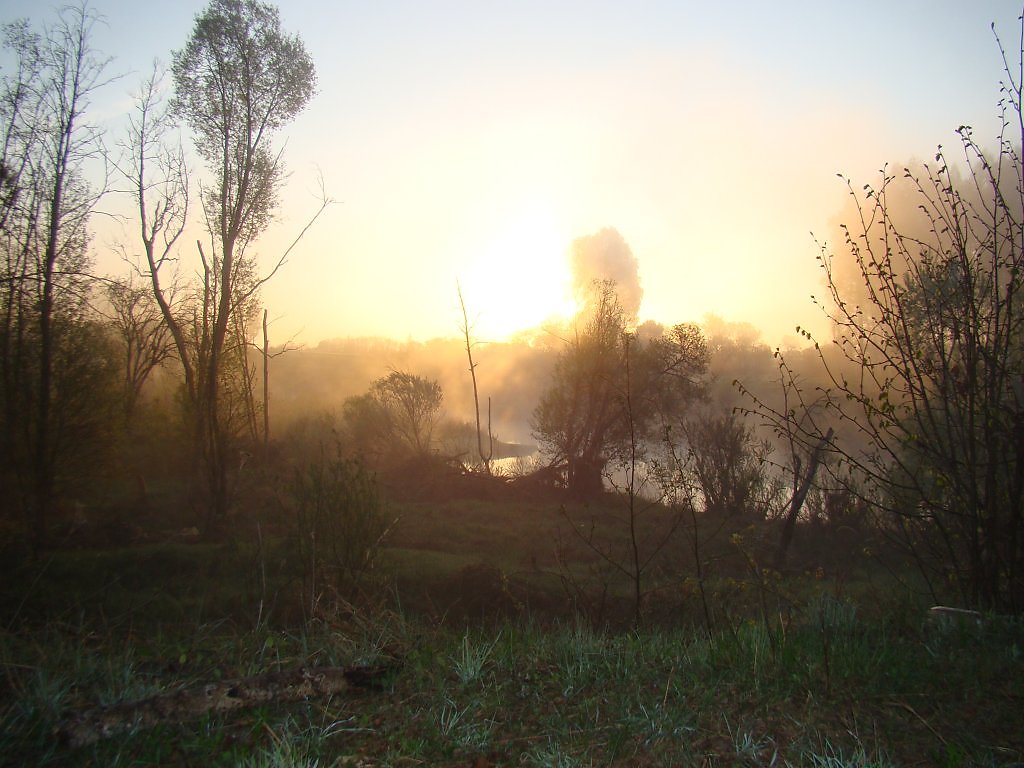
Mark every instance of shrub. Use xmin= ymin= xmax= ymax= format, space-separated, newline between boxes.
xmin=288 ymin=445 xmax=388 ymax=613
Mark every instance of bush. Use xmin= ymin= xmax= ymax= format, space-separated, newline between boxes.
xmin=288 ymin=446 xmax=388 ymax=613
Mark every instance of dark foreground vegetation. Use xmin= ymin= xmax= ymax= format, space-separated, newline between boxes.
xmin=2 ymin=491 xmax=1023 ymax=767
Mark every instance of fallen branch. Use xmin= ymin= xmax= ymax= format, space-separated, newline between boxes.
xmin=58 ymin=665 xmax=386 ymax=748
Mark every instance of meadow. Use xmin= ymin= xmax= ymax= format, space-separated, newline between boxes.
xmin=1 ymin=492 xmax=1022 ymax=767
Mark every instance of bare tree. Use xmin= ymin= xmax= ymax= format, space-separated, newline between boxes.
xmin=247 ymin=308 xmax=301 ymax=457
xmin=103 ymin=276 xmax=174 ymax=422
xmin=457 ymin=284 xmax=493 ymax=473
xmin=0 ymin=5 xmax=115 ymax=551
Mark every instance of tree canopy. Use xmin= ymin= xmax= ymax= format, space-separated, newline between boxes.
xmin=533 ymin=280 xmax=708 ymax=498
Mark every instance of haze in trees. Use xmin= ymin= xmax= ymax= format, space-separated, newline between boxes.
xmin=1 ymin=0 xmax=1021 ymax=633
xmin=739 ymin=29 xmax=1024 ymax=611
xmin=533 ymin=274 xmax=708 ymax=499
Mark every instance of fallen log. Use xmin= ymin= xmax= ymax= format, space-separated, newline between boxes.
xmin=928 ymin=605 xmax=983 ymax=625
xmin=57 ymin=664 xmax=385 ymax=748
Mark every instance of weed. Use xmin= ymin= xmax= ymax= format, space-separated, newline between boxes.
xmin=795 ymin=736 xmax=895 ymax=768
xmin=452 ymin=629 xmax=499 ymax=685
xmin=726 ymin=714 xmax=778 ymax=766
xmin=436 ymin=697 xmax=468 ymax=737
xmin=241 ymin=716 xmax=321 ymax=768
xmin=1 ymin=534 xmax=1021 ymax=767
xmin=523 ymin=738 xmax=582 ymax=768
xmin=554 ymin=621 xmax=602 ymax=696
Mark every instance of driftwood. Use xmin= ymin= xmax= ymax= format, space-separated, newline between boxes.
xmin=57 ymin=665 xmax=384 ymax=748
xmin=927 ymin=605 xmax=984 ymax=626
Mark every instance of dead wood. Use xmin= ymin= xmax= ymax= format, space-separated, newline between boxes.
xmin=57 ymin=664 xmax=385 ymax=748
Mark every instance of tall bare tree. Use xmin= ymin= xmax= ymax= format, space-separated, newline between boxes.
xmin=0 ymin=6 xmax=115 ymax=551
xmin=118 ymin=0 xmax=326 ymax=527
xmin=457 ymin=284 xmax=493 ymax=473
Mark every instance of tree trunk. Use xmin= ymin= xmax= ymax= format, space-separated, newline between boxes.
xmin=774 ymin=428 xmax=833 ymax=570
xmin=262 ymin=308 xmax=269 ymax=458
xmin=569 ymin=456 xmax=605 ymax=500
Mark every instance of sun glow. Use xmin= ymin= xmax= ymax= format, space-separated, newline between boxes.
xmin=458 ymin=207 xmax=577 ymax=341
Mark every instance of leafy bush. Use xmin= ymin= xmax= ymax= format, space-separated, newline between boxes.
xmin=288 ymin=446 xmax=388 ymax=613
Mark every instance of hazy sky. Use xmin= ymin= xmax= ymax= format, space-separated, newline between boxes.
xmin=6 ymin=0 xmax=1023 ymax=345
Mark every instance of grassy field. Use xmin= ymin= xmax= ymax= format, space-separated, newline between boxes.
xmin=1 ymin=495 xmax=1022 ymax=766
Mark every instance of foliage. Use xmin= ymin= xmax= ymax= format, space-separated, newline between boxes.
xmin=288 ymin=444 xmax=388 ymax=615
xmin=342 ymin=371 xmax=444 ymax=465
xmin=157 ymin=0 xmax=319 ymax=525
xmin=172 ymin=0 xmax=316 ymax=245
xmin=740 ymin=30 xmax=1024 ymax=611
xmin=533 ymin=280 xmax=708 ymax=498
xmin=673 ymin=409 xmax=780 ymax=519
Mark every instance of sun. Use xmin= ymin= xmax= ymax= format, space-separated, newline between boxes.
xmin=458 ymin=207 xmax=577 ymax=341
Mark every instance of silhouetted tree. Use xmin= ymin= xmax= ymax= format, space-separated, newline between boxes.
xmin=343 ymin=371 xmax=445 ymax=465
xmin=533 ymin=280 xmax=707 ymax=498
xmin=457 ymin=284 xmax=493 ymax=473
xmin=559 ymin=332 xmax=692 ymax=627
xmin=0 ymin=6 xmax=114 ymax=551
xmin=342 ymin=392 xmax=392 ymax=464
xmin=678 ymin=410 xmax=777 ymax=520
xmin=103 ymin=276 xmax=175 ymax=423
xmin=741 ymin=25 xmax=1024 ymax=611
xmin=144 ymin=0 xmax=323 ymax=527
xmin=371 ymin=371 xmax=444 ymax=456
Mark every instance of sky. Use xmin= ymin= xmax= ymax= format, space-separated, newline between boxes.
xmin=5 ymin=0 xmax=1024 ymax=346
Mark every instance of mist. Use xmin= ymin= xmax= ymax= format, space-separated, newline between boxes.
xmin=568 ymin=227 xmax=643 ymax=319
xmin=4 ymin=5 xmax=1023 ymax=763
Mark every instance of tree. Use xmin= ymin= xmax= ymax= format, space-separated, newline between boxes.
xmin=249 ymin=308 xmax=300 ymax=457
xmin=457 ymin=284 xmax=493 ymax=473
xmin=677 ymin=410 xmax=777 ymax=520
xmin=342 ymin=372 xmax=445 ymax=465
xmin=741 ymin=25 xmax=1024 ymax=611
xmin=151 ymin=0 xmax=321 ymax=525
xmin=103 ymin=276 xmax=175 ymax=422
xmin=0 ymin=6 xmax=114 ymax=551
xmin=371 ymin=371 xmax=444 ymax=456
xmin=533 ymin=280 xmax=707 ymax=498
xmin=559 ymin=332 xmax=691 ymax=627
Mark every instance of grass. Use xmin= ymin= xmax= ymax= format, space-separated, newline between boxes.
xmin=0 ymin=497 xmax=1021 ymax=766
xmin=2 ymin=597 xmax=1020 ymax=766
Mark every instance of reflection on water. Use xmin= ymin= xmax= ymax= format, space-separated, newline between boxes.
xmin=484 ymin=453 xmax=662 ymax=500
xmin=489 ymin=453 xmax=540 ymax=477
